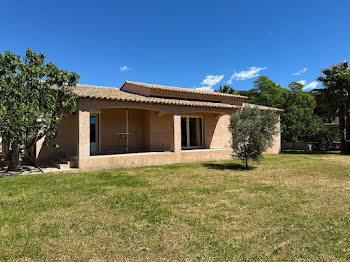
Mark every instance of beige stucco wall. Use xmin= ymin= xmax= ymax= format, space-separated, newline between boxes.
xmin=265 ymin=114 xmax=281 ymax=154
xmin=184 ymin=111 xmax=281 ymax=153
xmin=37 ymin=113 xmax=78 ymax=162
xmin=146 ymin=111 xmax=173 ymax=151
xmin=100 ymin=108 xmax=148 ymax=153
xmin=147 ymin=88 xmax=245 ymax=106
xmin=79 ymin=149 xmax=233 ymax=171
xmin=100 ymin=108 xmax=126 ymax=153
xmin=128 ymin=109 xmax=148 ymax=152
xmin=121 ymin=82 xmax=245 ymax=106
xmin=179 ymin=112 xmax=232 ymax=149
xmin=203 ymin=113 xmax=231 ymax=149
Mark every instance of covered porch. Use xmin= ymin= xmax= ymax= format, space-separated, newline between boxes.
xmin=89 ymin=108 xmax=174 ymax=155
xmin=75 ymin=98 xmax=234 ymax=170
xmin=88 ymin=108 xmax=229 ymax=155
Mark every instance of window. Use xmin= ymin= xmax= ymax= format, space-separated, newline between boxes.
xmin=90 ymin=116 xmax=96 ymax=143
xmin=181 ymin=116 xmax=203 ymax=149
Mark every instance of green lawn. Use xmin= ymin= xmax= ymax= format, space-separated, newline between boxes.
xmin=0 ymin=154 xmax=350 ymax=261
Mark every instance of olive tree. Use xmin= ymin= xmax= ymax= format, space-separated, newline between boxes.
xmin=229 ymin=106 xmax=279 ymax=168
xmin=0 ymin=49 xmax=79 ymax=171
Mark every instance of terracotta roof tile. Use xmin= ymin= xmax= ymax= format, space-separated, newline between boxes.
xmin=73 ymin=84 xmax=240 ymax=109
xmin=122 ymin=81 xmax=248 ymax=100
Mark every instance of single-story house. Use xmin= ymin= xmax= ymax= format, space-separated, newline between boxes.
xmin=7 ymin=81 xmax=283 ymax=171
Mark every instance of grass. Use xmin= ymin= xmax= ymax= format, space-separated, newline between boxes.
xmin=0 ymin=153 xmax=350 ymax=261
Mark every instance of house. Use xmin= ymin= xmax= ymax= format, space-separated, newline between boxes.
xmin=30 ymin=81 xmax=282 ymax=171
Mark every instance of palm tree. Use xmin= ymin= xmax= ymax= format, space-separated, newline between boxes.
xmin=215 ymin=85 xmax=239 ymax=95
xmin=315 ymin=61 xmax=350 ymax=154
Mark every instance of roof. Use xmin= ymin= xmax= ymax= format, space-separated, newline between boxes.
xmin=60 ymin=82 xmax=282 ymax=112
xmin=122 ymin=81 xmax=248 ymax=100
xmin=72 ymin=84 xmax=240 ymax=109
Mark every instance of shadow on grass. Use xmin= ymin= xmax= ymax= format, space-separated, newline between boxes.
xmin=202 ymin=163 xmax=256 ymax=171
xmin=282 ymin=150 xmax=341 ymax=155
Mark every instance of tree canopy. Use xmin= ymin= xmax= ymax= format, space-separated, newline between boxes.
xmin=240 ymin=76 xmax=332 ymax=145
xmin=215 ymin=85 xmax=239 ymax=95
xmin=0 ymin=49 xmax=79 ymax=170
xmin=244 ymin=75 xmax=288 ymax=109
xmin=314 ymin=61 xmax=350 ymax=154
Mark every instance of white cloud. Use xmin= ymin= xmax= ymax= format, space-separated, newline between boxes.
xmin=303 ymin=81 xmax=319 ymax=91
xmin=195 ymin=86 xmax=214 ymax=91
xmin=195 ymin=74 xmax=224 ymax=91
xmin=201 ymin=75 xmax=224 ymax=87
xmin=293 ymin=67 xmax=308 ymax=76
xmin=227 ymin=66 xmax=267 ymax=83
xmin=120 ymin=65 xmax=130 ymax=72
xmin=297 ymin=80 xmax=307 ymax=85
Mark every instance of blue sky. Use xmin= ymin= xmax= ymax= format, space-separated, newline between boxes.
xmin=1 ymin=0 xmax=350 ymax=91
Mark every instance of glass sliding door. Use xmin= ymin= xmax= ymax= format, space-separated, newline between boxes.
xmin=90 ymin=114 xmax=99 ymax=155
xmin=181 ymin=116 xmax=203 ymax=149
xmin=189 ymin=118 xmax=202 ymax=147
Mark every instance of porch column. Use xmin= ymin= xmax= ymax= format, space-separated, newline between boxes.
xmin=172 ymin=114 xmax=182 ymax=153
xmin=77 ymin=109 xmax=90 ymax=164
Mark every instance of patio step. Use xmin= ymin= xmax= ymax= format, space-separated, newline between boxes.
xmin=51 ymin=156 xmax=78 ymax=169
xmin=57 ymin=163 xmax=71 ymax=169
xmin=51 ymin=161 xmax=69 ymax=169
xmin=69 ymin=157 xmax=78 ymax=168
xmin=48 ymin=152 xmax=79 ymax=170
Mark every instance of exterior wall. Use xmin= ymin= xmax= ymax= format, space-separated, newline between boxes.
xmin=148 ymin=89 xmax=245 ymax=106
xmin=120 ymin=83 xmax=152 ymax=96
xmin=78 ymin=149 xmax=233 ymax=171
xmin=179 ymin=112 xmax=231 ymax=149
xmin=100 ymin=108 xmax=148 ymax=154
xmin=146 ymin=111 xmax=173 ymax=151
xmin=203 ymin=114 xmax=231 ymax=149
xmin=121 ymin=82 xmax=246 ymax=106
xmin=265 ymin=114 xmax=281 ymax=154
xmin=37 ymin=113 xmax=78 ymax=162
xmin=128 ymin=109 xmax=148 ymax=152
xmin=100 ymin=108 xmax=127 ymax=153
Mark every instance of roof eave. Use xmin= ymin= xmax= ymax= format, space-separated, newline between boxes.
xmin=78 ymin=95 xmax=239 ymax=110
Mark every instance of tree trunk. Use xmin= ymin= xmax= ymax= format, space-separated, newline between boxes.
xmin=0 ymin=158 xmax=4 ymax=171
xmin=245 ymin=158 xmax=248 ymax=169
xmin=8 ymin=143 xmax=19 ymax=171
xmin=339 ymin=103 xmax=346 ymax=154
xmin=30 ymin=144 xmax=38 ymax=167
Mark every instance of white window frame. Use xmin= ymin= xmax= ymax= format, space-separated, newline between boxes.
xmin=181 ymin=115 xmax=204 ymax=149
